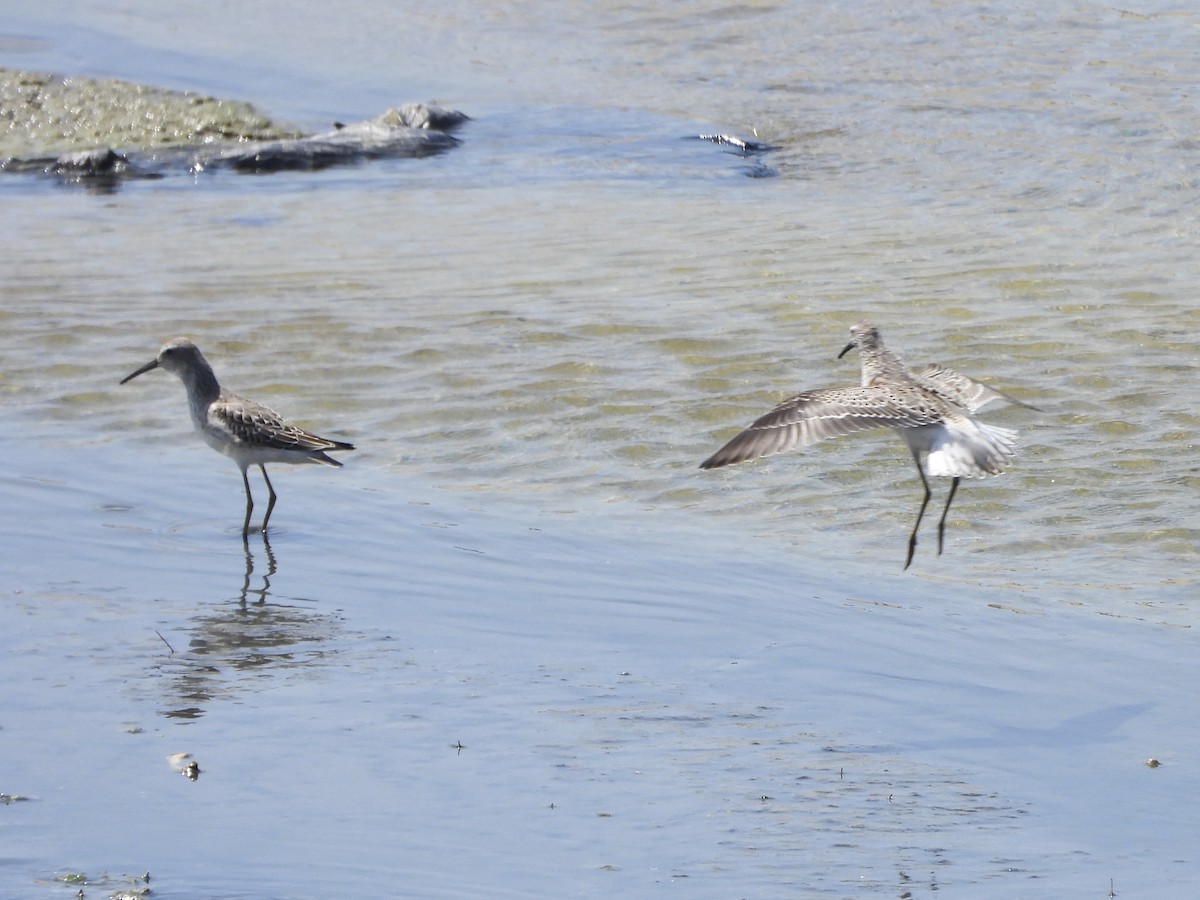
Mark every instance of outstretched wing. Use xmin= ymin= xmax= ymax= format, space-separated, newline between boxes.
xmin=699 ymin=386 xmax=941 ymax=469
xmin=913 ymin=363 xmax=1039 ymax=413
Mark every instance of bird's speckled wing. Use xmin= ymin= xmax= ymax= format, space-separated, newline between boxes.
xmin=700 ymin=386 xmax=944 ymax=469
xmin=210 ymin=392 xmax=354 ymax=454
xmin=913 ymin=363 xmax=1038 ymax=412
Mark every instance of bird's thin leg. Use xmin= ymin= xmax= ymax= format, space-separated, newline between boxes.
xmin=905 ymin=452 xmax=932 ymax=571
xmin=936 ymin=477 xmax=960 ymax=556
xmin=259 ymin=465 xmax=278 ymax=534
xmin=241 ymin=468 xmax=254 ymax=538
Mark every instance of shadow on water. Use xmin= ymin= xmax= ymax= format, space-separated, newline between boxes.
xmin=153 ymin=533 xmax=344 ymax=721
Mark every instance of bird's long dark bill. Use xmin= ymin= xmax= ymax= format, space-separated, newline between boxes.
xmin=120 ymin=359 xmax=160 ymax=384
xmin=837 ymin=341 xmax=855 ymax=359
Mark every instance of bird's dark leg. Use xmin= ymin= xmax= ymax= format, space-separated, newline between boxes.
xmin=906 ymin=452 xmax=933 ymax=570
xmin=241 ymin=467 xmax=254 ymax=538
xmin=259 ymin=465 xmax=278 ymax=534
xmin=936 ymin=477 xmax=960 ymax=556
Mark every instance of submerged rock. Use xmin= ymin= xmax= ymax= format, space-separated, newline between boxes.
xmin=0 ymin=68 xmax=467 ymax=188
xmin=198 ymin=103 xmax=468 ymax=173
xmin=0 ymin=68 xmax=296 ymax=157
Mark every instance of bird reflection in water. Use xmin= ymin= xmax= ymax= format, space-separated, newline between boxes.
xmin=156 ymin=534 xmax=341 ymax=721
xmin=240 ymin=532 xmax=277 ymax=605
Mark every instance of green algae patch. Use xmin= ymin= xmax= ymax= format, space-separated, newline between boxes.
xmin=0 ymin=68 xmax=300 ymax=159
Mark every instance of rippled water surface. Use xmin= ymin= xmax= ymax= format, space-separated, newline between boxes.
xmin=3 ymin=1 xmax=1199 ymax=897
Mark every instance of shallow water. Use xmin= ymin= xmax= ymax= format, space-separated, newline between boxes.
xmin=6 ymin=443 xmax=1198 ymax=898
xmin=3 ymin=1 xmax=1200 ymax=897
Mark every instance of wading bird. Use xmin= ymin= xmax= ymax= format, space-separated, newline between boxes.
xmin=700 ymin=322 xmax=1035 ymax=568
xmin=121 ymin=338 xmax=354 ymax=537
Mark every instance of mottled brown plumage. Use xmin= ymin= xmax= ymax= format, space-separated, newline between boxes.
xmin=121 ymin=338 xmax=354 ymax=536
xmin=701 ymin=323 xmax=1036 ymax=568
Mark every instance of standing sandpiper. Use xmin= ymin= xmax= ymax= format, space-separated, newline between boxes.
xmin=700 ymin=322 xmax=1035 ymax=569
xmin=120 ymin=338 xmax=355 ymax=537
